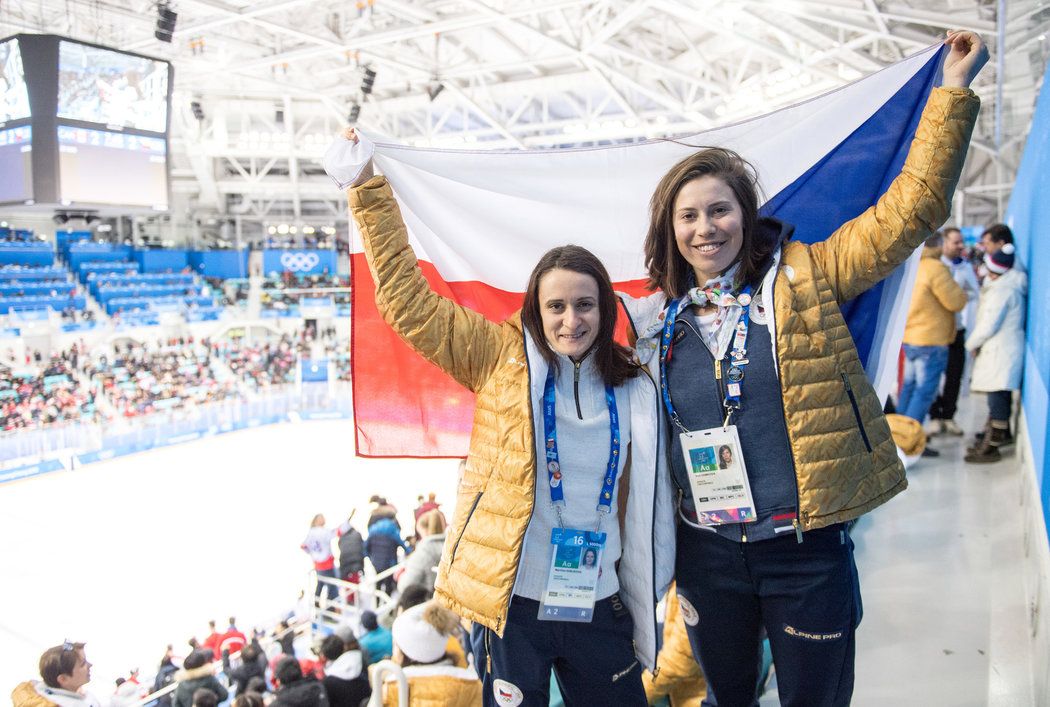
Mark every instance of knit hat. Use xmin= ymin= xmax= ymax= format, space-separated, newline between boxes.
xmin=985 ymin=243 xmax=1016 ymax=274
xmin=391 ymin=602 xmax=460 ymax=664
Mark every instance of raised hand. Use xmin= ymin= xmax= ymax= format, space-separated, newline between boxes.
xmin=942 ymin=30 xmax=989 ymax=88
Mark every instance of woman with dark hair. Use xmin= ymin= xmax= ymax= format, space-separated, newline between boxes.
xmin=717 ymin=445 xmax=733 ymax=470
xmin=621 ymin=30 xmax=987 ymax=706
xmin=336 ymin=130 xmax=674 ymax=706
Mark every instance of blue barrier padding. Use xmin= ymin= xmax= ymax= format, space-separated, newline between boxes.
xmin=0 ymin=266 xmax=71 ymax=282
xmin=0 ymin=295 xmax=85 ymax=314
xmin=105 ymin=295 xmax=213 ymax=315
xmin=67 ymin=245 xmax=134 ymax=271
xmin=60 ymin=321 xmax=98 ymax=332
xmin=0 ymin=283 xmax=78 ymax=296
xmin=0 ymin=245 xmax=55 ymax=266
xmin=135 ymin=249 xmax=190 ymax=273
xmin=96 ymin=285 xmax=200 ymax=304
xmin=189 ymin=250 xmax=249 ymax=279
xmin=0 ymin=459 xmax=66 ymax=484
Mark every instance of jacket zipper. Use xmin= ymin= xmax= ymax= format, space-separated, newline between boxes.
xmin=678 ymin=317 xmax=727 ymax=420
xmin=448 ymin=490 xmax=483 ymax=565
xmin=840 ymin=372 xmax=873 ymax=453
xmin=573 ymin=359 xmax=583 ymax=420
xmin=767 ymin=276 xmax=805 ymax=544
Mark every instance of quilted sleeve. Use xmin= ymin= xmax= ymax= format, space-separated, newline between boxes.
xmin=809 ymin=87 xmax=980 ymax=303
xmin=349 ymin=176 xmax=505 ymax=393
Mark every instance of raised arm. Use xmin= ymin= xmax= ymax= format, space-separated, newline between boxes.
xmin=810 ymin=31 xmax=986 ymax=303
xmin=344 ymin=132 xmax=506 ymax=393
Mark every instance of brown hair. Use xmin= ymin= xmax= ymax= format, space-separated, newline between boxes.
xmin=644 ymin=147 xmax=773 ymax=297
xmin=521 ymin=245 xmax=638 ymax=388
xmin=39 ymin=642 xmax=85 ymax=688
xmin=417 ymin=509 xmax=446 ymax=536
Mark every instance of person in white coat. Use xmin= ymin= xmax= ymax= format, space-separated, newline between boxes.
xmin=965 ymin=243 xmax=1026 ymax=463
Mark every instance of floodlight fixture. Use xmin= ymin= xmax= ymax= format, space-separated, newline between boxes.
xmin=361 ymin=67 xmax=377 ymax=96
xmin=155 ymin=3 xmax=178 ymax=42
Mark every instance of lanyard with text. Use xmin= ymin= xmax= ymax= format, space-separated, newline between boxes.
xmin=539 ymin=366 xmax=620 ymax=622
xmin=659 ymin=285 xmax=753 ymax=430
xmin=542 ymin=366 xmax=620 ymax=531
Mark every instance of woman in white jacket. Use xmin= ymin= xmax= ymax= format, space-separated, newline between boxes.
xmin=965 ymin=243 xmax=1027 ymax=463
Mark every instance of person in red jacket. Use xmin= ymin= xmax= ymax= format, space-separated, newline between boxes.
xmin=219 ymin=617 xmax=247 ymax=656
xmin=200 ymin=621 xmax=222 ymax=661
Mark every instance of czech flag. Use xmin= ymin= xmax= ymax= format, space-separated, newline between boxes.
xmin=348 ymin=44 xmax=945 ymax=458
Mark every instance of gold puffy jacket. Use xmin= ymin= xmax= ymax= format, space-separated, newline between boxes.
xmin=903 ymin=247 xmax=968 ymax=346
xmin=349 ymin=179 xmax=677 ymax=667
xmin=623 ymin=86 xmax=980 ymax=530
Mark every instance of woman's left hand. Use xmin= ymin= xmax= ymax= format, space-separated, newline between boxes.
xmin=942 ymin=30 xmax=989 ymax=88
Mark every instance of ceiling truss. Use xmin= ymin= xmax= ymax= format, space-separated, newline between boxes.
xmin=1 ymin=0 xmax=1047 ymax=243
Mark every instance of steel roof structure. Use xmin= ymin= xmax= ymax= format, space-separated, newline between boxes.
xmin=1 ymin=0 xmax=1047 ymax=244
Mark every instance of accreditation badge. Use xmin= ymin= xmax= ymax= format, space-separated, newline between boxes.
xmin=537 ymin=527 xmax=606 ymax=622
xmin=678 ymin=424 xmax=757 ymax=525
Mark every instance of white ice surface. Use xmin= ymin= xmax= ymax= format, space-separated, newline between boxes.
xmin=0 ymin=420 xmax=460 ymax=701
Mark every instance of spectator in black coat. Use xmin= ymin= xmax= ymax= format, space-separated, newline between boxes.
xmin=171 ymin=651 xmax=228 ymax=707
xmin=222 ymin=639 xmax=267 ymax=695
xmin=150 ymin=650 xmax=179 ymax=707
xmin=273 ymin=656 xmax=328 ymax=707
xmin=337 ymin=525 xmax=365 ymax=581
xmin=319 ymin=635 xmax=369 ymax=707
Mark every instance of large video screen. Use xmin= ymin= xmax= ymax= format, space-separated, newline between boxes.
xmin=0 ymin=38 xmax=31 ymax=123
xmin=0 ymin=125 xmax=32 ymax=203
xmin=58 ymin=125 xmax=167 ymax=208
xmin=57 ymin=41 xmax=168 ymax=133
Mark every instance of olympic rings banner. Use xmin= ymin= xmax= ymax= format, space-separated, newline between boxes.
xmin=342 ymin=45 xmax=945 ymax=458
xmin=263 ymin=249 xmax=336 ymax=276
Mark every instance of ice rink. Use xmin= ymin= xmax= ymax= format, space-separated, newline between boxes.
xmin=0 ymin=419 xmax=460 ymax=698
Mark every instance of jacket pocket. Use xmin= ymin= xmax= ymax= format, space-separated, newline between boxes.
xmin=841 ymin=373 xmax=873 ymax=453
xmin=449 ymin=490 xmax=483 ymax=565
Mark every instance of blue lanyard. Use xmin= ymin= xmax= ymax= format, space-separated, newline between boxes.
xmin=659 ymin=286 xmax=752 ymax=430
xmin=542 ymin=366 xmax=620 ymax=526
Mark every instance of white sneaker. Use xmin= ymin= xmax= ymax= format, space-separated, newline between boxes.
xmin=924 ymin=420 xmax=945 ymax=437
xmin=941 ymin=419 xmax=964 ymax=436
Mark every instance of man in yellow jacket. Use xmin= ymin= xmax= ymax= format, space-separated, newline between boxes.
xmin=900 ymin=233 xmax=968 ymax=453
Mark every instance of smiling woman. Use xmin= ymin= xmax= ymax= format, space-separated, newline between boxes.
xmin=341 ymin=130 xmax=676 ymax=705
xmin=620 ymin=29 xmax=989 ymax=707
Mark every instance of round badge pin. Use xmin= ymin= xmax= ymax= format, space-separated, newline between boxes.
xmin=738 ymin=293 xmax=752 ymax=306
xmin=547 ymin=461 xmax=560 ymax=474
xmin=728 ymin=366 xmax=744 ymax=382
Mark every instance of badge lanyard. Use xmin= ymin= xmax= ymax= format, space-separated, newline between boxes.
xmin=542 ymin=366 xmax=620 ymax=532
xmin=659 ymin=285 xmax=753 ymax=431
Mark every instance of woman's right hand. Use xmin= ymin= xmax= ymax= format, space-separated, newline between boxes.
xmin=344 ymin=127 xmax=375 ymax=186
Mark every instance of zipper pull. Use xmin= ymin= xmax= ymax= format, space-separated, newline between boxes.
xmin=714 ymin=359 xmax=722 ymax=380
xmin=793 ymin=518 xmax=803 ymax=544
xmin=574 ymin=360 xmax=581 ymax=380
